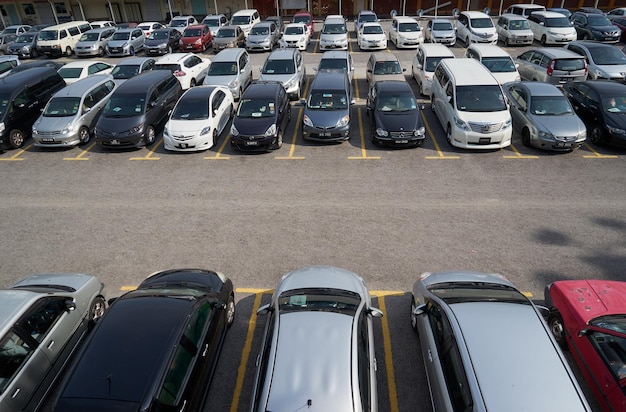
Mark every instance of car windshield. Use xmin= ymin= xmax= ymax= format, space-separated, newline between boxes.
xmin=377 ymin=93 xmax=417 ymax=112
xmin=237 ymin=98 xmax=276 ymax=118
xmin=545 ymin=17 xmax=571 ymax=27
xmin=231 ymin=16 xmax=251 ymax=25
xmin=103 ymin=95 xmax=145 ymax=117
xmin=322 ymin=23 xmax=346 ymax=34
xmin=456 ymin=85 xmax=507 ymax=112
xmin=587 ymin=15 xmax=612 ymax=26
xmin=363 ymin=25 xmax=383 ymax=34
xmin=591 ymin=315 xmax=626 ymax=334
xmin=307 ymin=91 xmax=348 ymax=109
xmin=203 ymin=19 xmax=220 ymax=27
xmin=58 ymin=67 xmax=82 ymax=79
xmin=262 ymin=59 xmax=295 ymax=74
xmin=481 ymin=56 xmax=517 ymax=73
xmin=112 ymin=32 xmax=131 ymax=40
xmin=183 ymin=28 xmax=202 ymax=37
xmin=149 ymin=30 xmax=169 ymax=40
xmin=294 ymin=15 xmax=311 ymax=24
xmin=373 ymin=60 xmax=402 ymax=74
xmin=208 ymin=61 xmax=238 ymax=75
xmin=603 ymin=95 xmax=626 ymax=113
xmin=529 ymin=96 xmax=573 ymax=115
xmin=0 ymin=61 xmax=14 ymax=75
xmin=429 ymin=282 xmax=530 ymax=304
xmin=38 ymin=30 xmax=58 ymax=40
xmin=138 ymin=25 xmax=151 ymax=31
xmin=170 ymin=19 xmax=189 ymax=27
xmin=318 ymin=58 xmax=347 ymax=72
xmin=171 ymin=97 xmax=209 ymax=120
xmin=43 ymin=97 xmax=81 ymax=117
xmin=399 ymin=22 xmax=420 ymax=32
xmin=590 ymin=47 xmax=626 ymax=65
xmin=250 ymin=26 xmax=269 ymax=35
xmin=509 ymin=19 xmax=530 ymax=30
xmin=217 ymin=29 xmax=235 ymax=38
xmin=16 ymin=33 xmax=35 ymax=42
xmin=111 ymin=64 xmax=140 ymax=79
xmin=359 ymin=14 xmax=377 ymax=23
xmin=432 ymin=21 xmax=453 ymax=30
xmin=278 ymin=288 xmax=360 ymax=316
xmin=554 ymin=58 xmax=586 ymax=71
xmin=285 ymin=26 xmax=304 ymax=35
xmin=80 ymin=32 xmax=100 ymax=41
xmin=425 ymin=56 xmax=454 ymax=72
xmin=470 ymin=18 xmax=494 ymax=28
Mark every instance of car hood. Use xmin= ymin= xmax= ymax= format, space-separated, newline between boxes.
xmin=304 ymin=107 xmax=350 ymax=128
xmin=282 ymin=33 xmax=306 ymax=41
xmin=108 ymin=39 xmax=130 ymax=47
xmin=530 ymin=113 xmax=585 ymax=135
xmin=180 ymin=37 xmax=201 ymax=44
xmin=33 ymin=115 xmax=76 ymax=132
xmin=214 ymin=37 xmax=235 ymax=45
xmin=491 ymin=71 xmax=520 ymax=84
xmin=144 ymin=38 xmax=168 ymax=47
xmin=431 ymin=29 xmax=456 ymax=36
xmin=233 ymin=116 xmax=276 ymax=135
xmin=166 ymin=118 xmax=209 ymax=135
xmin=76 ymin=41 xmax=102 ymax=47
xmin=470 ymin=27 xmax=496 ymax=37
xmin=204 ymin=74 xmax=236 ymax=87
xmin=593 ymin=63 xmax=626 ymax=76
xmin=374 ymin=110 xmax=422 ymax=131
xmin=97 ymin=115 xmax=143 ymax=132
xmin=247 ymin=34 xmax=270 ymax=42
xmin=605 ymin=110 xmax=626 ymax=129
xmin=589 ymin=24 xmax=620 ymax=32
xmin=11 ymin=273 xmax=95 ymax=291
xmin=259 ymin=72 xmax=297 ymax=85
xmin=550 ymin=280 xmax=626 ymax=322
xmin=361 ymin=33 xmax=386 ymax=40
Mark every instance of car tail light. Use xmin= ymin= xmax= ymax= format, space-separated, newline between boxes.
xmin=583 ymin=59 xmax=588 ymax=76
xmin=547 ymin=59 xmax=554 ymax=76
xmin=173 ymin=69 xmax=186 ymax=77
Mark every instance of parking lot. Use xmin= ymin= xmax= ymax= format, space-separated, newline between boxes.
xmin=2 ymin=19 xmax=625 ymax=411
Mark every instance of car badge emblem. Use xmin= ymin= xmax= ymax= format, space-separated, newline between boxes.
xmin=483 ymin=124 xmax=490 ymax=132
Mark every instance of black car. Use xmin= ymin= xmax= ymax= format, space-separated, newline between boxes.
xmin=52 ymin=268 xmax=235 ymax=412
xmin=230 ymin=80 xmax=291 ymax=151
xmin=6 ymin=60 xmax=65 ymax=74
xmin=570 ymin=11 xmax=622 ymax=43
xmin=366 ymin=80 xmax=425 ymax=147
xmin=562 ymin=80 xmax=626 ymax=148
xmin=6 ymin=31 xmax=39 ymax=58
xmin=144 ymin=28 xmax=182 ymax=56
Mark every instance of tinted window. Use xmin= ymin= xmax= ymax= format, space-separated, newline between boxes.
xmin=456 ymin=85 xmax=507 ymax=112
xmin=545 ymin=17 xmax=571 ymax=27
xmin=554 ymin=58 xmax=586 ymax=71
xmin=470 ymin=18 xmax=493 ymax=28
xmin=425 ymin=56 xmax=454 ymax=72
xmin=399 ymin=22 xmax=420 ymax=32
xmin=322 ymin=23 xmax=347 ymax=34
xmin=237 ymin=98 xmax=278 ymax=118
xmin=103 ymin=94 xmax=146 ymax=117
xmin=172 ymin=95 xmax=209 ymax=120
xmin=481 ymin=56 xmax=516 ymax=73
xmin=44 ymin=97 xmax=81 ymax=117
xmin=0 ymin=331 xmax=34 ymax=393
xmin=307 ymin=90 xmax=349 ymax=110
xmin=262 ymin=58 xmax=295 ymax=74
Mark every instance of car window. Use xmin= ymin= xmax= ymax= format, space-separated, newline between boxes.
xmin=16 ymin=297 xmax=68 ymax=343
xmin=589 ymin=331 xmax=626 ymax=380
xmin=0 ymin=331 xmax=35 ymax=392
xmin=508 ymin=85 xmax=527 ymax=110
xmin=357 ymin=310 xmax=372 ymax=412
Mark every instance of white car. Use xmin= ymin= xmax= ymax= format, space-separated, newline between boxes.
xmin=280 ymin=23 xmax=310 ymax=50
xmin=154 ymin=52 xmax=210 ymax=90
xmin=57 ymin=61 xmax=113 ymax=85
xmin=163 ymin=85 xmax=233 ymax=152
xmin=412 ymin=43 xmax=455 ymax=96
xmin=357 ymin=22 xmax=387 ymax=50
xmin=389 ymin=16 xmax=423 ymax=48
xmin=168 ymin=15 xmax=199 ymax=33
xmin=137 ymin=21 xmax=165 ymax=38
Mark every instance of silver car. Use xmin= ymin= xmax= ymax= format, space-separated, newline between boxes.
xmin=259 ymin=48 xmax=306 ymax=99
xmin=410 ymin=271 xmax=592 ymax=412
xmin=0 ymin=273 xmax=105 ymax=412
xmin=503 ymin=81 xmax=586 ymax=151
xmin=75 ymin=27 xmax=116 ymax=57
xmin=245 ymin=21 xmax=279 ymax=52
xmin=516 ymin=48 xmax=588 ymax=85
xmin=565 ymin=41 xmax=626 ymax=82
xmin=250 ymin=266 xmax=383 ymax=412
xmin=106 ymin=28 xmax=145 ymax=57
xmin=424 ymin=18 xmax=457 ymax=45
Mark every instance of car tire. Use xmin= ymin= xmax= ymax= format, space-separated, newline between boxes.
xmin=287 ymin=106 xmax=291 ymax=122
xmin=418 ymin=79 xmax=424 ymax=96
xmin=522 ymin=128 xmax=531 ymax=147
xmin=590 ymin=126 xmax=604 ymax=145
xmin=430 ymin=96 xmax=435 ymax=112
xmin=504 ymin=37 xmax=510 ymax=47
xmin=446 ymin=124 xmax=453 ymax=146
xmin=465 ymin=37 xmax=470 ymax=47
xmin=129 ymin=46 xmax=135 ymax=56
xmin=410 ymin=298 xmax=419 ymax=333
xmin=226 ymin=294 xmax=235 ymax=327
xmin=190 ymin=78 xmax=196 ymax=87
xmin=547 ymin=311 xmax=567 ymax=348
xmin=275 ymin=129 xmax=283 ymax=149
xmin=78 ymin=126 xmax=90 ymax=145
xmin=212 ymin=129 xmax=218 ymax=147
xmin=65 ymin=46 xmax=72 ymax=56
xmin=583 ymin=33 xmax=590 ymax=41
xmin=30 ymin=49 xmax=39 ymax=58
xmin=8 ymin=129 xmax=25 ymax=149
xmin=144 ymin=125 xmax=156 ymax=146
xmin=541 ymin=35 xmax=547 ymax=46
xmin=98 ymin=47 xmax=104 ymax=57
xmin=89 ymin=296 xmax=106 ymax=321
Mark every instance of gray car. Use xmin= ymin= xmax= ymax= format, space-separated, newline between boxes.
xmin=0 ymin=273 xmax=105 ymax=412
xmin=410 ymin=271 xmax=592 ymax=412
xmin=245 ymin=21 xmax=279 ymax=52
xmin=213 ymin=25 xmax=246 ymax=52
xmin=516 ymin=48 xmax=588 ymax=85
xmin=503 ymin=81 xmax=586 ymax=151
xmin=75 ymin=27 xmax=116 ymax=57
xmin=106 ymin=28 xmax=145 ymax=57
xmin=110 ymin=56 xmax=155 ymax=85
xmin=7 ymin=31 xmax=39 ymax=58
xmin=259 ymin=48 xmax=306 ymax=99
xmin=565 ymin=41 xmax=626 ymax=82
xmin=424 ymin=18 xmax=457 ymax=45
xmin=250 ymin=266 xmax=383 ymax=412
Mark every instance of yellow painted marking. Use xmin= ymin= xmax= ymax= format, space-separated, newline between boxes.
xmin=204 ymin=132 xmax=231 ymax=159
xmin=275 ymin=108 xmax=305 ymax=159
xmin=503 ymin=143 xmax=538 ymax=159
xmin=379 ymin=297 xmax=399 ymax=412
xmin=349 ymin=107 xmax=380 ymax=160
xmin=129 ymin=138 xmax=162 ymax=160
xmin=64 ymin=142 xmax=97 ymax=161
xmin=230 ymin=292 xmax=263 ymax=412
xmin=522 ymin=291 xmax=534 ymax=298
xmin=420 ymin=111 xmax=460 ymax=159
xmin=0 ymin=144 xmax=31 ymax=161
xmin=582 ymin=143 xmax=618 ymax=159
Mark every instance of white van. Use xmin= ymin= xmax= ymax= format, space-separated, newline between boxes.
xmin=431 ymin=58 xmax=512 ymax=150
xmin=319 ymin=15 xmax=349 ymax=51
xmin=465 ymin=44 xmax=520 ymax=84
xmin=36 ymin=21 xmax=92 ymax=57
xmin=230 ymin=9 xmax=261 ymax=37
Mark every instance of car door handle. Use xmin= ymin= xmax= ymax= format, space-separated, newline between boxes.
xmin=179 ymin=399 xmax=187 ymax=412
xmin=47 ymin=340 xmax=55 ymax=349
xmin=11 ymin=388 xmax=20 ymax=398
xmin=202 ymin=343 xmax=209 ymax=357
xmin=580 ymin=102 xmax=587 ymax=108
xmin=427 ymin=349 xmax=433 ymax=362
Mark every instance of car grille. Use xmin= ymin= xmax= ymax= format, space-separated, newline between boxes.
xmin=554 ymin=135 xmax=577 ymax=142
xmin=389 ymin=131 xmax=415 ymax=138
xmin=172 ymin=134 xmax=196 ymax=141
xmin=469 ymin=122 xmax=504 ymax=134
xmin=35 ymin=130 xmax=62 ymax=136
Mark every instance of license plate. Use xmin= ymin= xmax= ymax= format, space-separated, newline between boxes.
xmin=245 ymin=141 xmax=258 ymax=146
xmin=479 ymin=137 xmax=491 ymax=144
xmin=110 ymin=139 xmax=120 ymax=145
xmin=320 ymin=132 xmax=331 ymax=137
xmin=42 ymin=138 xmax=55 ymax=142
xmin=396 ymin=140 xmax=409 ymax=144
xmin=186 ymin=45 xmax=193 ymax=49
xmin=555 ymin=142 xmax=571 ymax=148
xmin=150 ymin=49 xmax=158 ymax=53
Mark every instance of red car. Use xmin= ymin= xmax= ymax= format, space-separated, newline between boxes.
xmin=545 ymin=280 xmax=626 ymax=412
xmin=293 ymin=12 xmax=314 ymax=34
xmin=180 ymin=24 xmax=212 ymax=52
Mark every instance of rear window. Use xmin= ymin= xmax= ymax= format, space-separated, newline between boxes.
xmin=322 ymin=23 xmax=347 ymax=34
xmin=554 ymin=58 xmax=586 ymax=71
xmin=545 ymin=17 xmax=571 ymax=27
xmin=293 ymin=15 xmax=311 ymax=24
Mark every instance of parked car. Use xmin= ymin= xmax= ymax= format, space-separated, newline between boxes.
xmin=144 ymin=27 xmax=181 ymax=56
xmin=571 ymin=11 xmax=622 ymax=43
xmin=0 ymin=54 xmax=19 ymax=78
xmin=293 ymin=11 xmax=314 ymax=34
xmin=264 ymin=16 xmax=283 ymax=36
xmin=230 ymin=9 xmax=261 ymax=37
xmin=355 ymin=10 xmax=378 ymax=33
xmin=367 ymin=80 xmax=425 ymax=147
xmin=106 ymin=28 xmax=145 ymax=56
xmin=315 ymin=50 xmax=355 ymax=82
xmin=612 ymin=17 xmax=626 ymax=42
xmin=245 ymin=21 xmax=280 ymax=52
xmin=302 ymin=71 xmax=354 ymax=143
xmin=180 ymin=24 xmax=213 ymax=52
xmin=280 ymin=23 xmax=310 ymax=50
xmin=1 ymin=25 xmax=31 ymax=36
xmin=366 ymin=52 xmax=406 ymax=89
xmin=389 ymin=16 xmax=424 ymax=48
xmin=423 ymin=18 xmax=456 ymax=45
xmin=565 ymin=41 xmax=626 ymax=82
xmin=411 ymin=43 xmax=455 ymax=96
xmin=249 ymin=266 xmax=383 ymax=412
xmin=259 ymin=48 xmax=306 ymax=100
xmin=495 ymin=14 xmax=534 ymax=46
xmin=319 ymin=15 xmax=349 ymax=51
xmin=7 ymin=31 xmax=39 ymax=58
xmin=213 ymin=25 xmax=245 ymax=52
xmin=562 ymin=80 xmax=626 ymax=147
xmin=137 ymin=21 xmax=164 ymax=38
xmin=0 ymin=273 xmax=105 ymax=412
xmin=504 ymin=3 xmax=546 ymax=17
xmin=410 ymin=271 xmax=592 ymax=412
xmin=169 ymin=15 xmax=199 ymax=33
xmin=74 ymin=27 xmax=116 ymax=57
xmin=503 ymin=81 xmax=586 ymax=151
xmin=163 ymin=85 xmax=233 ymax=152
xmin=203 ymin=47 xmax=252 ymax=100
xmin=110 ymin=56 xmax=155 ymax=85
xmin=456 ymin=10 xmax=497 ymax=45
xmin=153 ymin=52 xmax=211 ymax=89
xmin=516 ymin=48 xmax=588 ymax=85
xmin=527 ymin=11 xmax=577 ymax=45
xmin=58 ymin=61 xmax=114 ymax=85
xmin=607 ymin=7 xmax=626 ymax=19
xmin=230 ymin=80 xmax=290 ymax=151
xmin=0 ymin=34 xmax=16 ymax=55
xmin=465 ymin=44 xmax=520 ymax=84
xmin=545 ymin=280 xmax=626 ymax=412
xmin=357 ymin=22 xmax=387 ymax=50
xmin=201 ymin=13 xmax=229 ymax=37
xmin=52 ymin=268 xmax=235 ymax=412
xmin=7 ymin=60 xmax=64 ymax=75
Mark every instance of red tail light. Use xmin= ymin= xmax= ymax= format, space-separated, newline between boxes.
xmin=583 ymin=59 xmax=588 ymax=75
xmin=546 ymin=59 xmax=554 ymax=76
xmin=173 ymin=69 xmax=186 ymax=77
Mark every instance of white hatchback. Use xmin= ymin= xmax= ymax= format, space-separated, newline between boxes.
xmin=357 ymin=22 xmax=387 ymax=50
xmin=57 ymin=61 xmax=113 ymax=85
xmin=154 ymin=52 xmax=211 ymax=90
xmin=280 ymin=23 xmax=310 ymax=50
xmin=389 ymin=16 xmax=423 ymax=48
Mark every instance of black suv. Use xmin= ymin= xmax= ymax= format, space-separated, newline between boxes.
xmin=570 ymin=11 xmax=621 ymax=43
xmin=230 ymin=80 xmax=291 ymax=151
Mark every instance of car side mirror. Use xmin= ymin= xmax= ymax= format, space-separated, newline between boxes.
xmin=539 ymin=22 xmax=545 ymax=25
xmin=447 ymin=95 xmax=452 ymax=104
xmin=83 ymin=106 xmax=92 ymax=113
xmin=367 ymin=69 xmax=372 ymax=73
xmin=578 ymin=328 xmax=591 ymax=338
xmin=350 ymin=99 xmax=356 ymax=105
xmin=402 ymin=68 xmax=406 ymax=72
xmin=257 ymin=304 xmax=271 ymax=315
xmin=412 ymin=303 xmax=426 ymax=316
xmin=65 ymin=299 xmax=76 ymax=312
xmin=299 ymin=98 xmax=307 ymax=106
xmin=369 ymin=307 xmax=384 ymax=318
xmin=259 ymin=67 xmax=262 ymax=73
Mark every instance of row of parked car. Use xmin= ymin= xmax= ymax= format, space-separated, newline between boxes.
xmin=3 ymin=265 xmax=626 ymax=411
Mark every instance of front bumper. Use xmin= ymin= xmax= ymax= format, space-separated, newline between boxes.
xmin=374 ymin=131 xmax=425 ymax=146
xmin=32 ymin=130 xmax=82 ymax=147
xmin=96 ymin=129 xmax=146 ymax=147
xmin=303 ymin=124 xmax=350 ymax=142
xmin=163 ymin=131 xmax=212 ymax=151
xmin=450 ymin=124 xmax=512 ymax=150
xmin=530 ymin=132 xmax=586 ymax=151
xmin=359 ymin=39 xmax=387 ymax=50
xmin=231 ymin=134 xmax=279 ymax=151
xmin=319 ymin=40 xmax=348 ymax=50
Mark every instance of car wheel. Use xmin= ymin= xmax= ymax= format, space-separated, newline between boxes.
xmin=504 ymin=37 xmax=510 ymax=47
xmin=446 ymin=124 xmax=453 ymax=146
xmin=98 ymin=47 xmax=104 ymax=57
xmin=65 ymin=46 xmax=72 ymax=56
xmin=418 ymin=79 xmax=424 ymax=96
xmin=590 ymin=126 xmax=604 ymax=145
xmin=522 ymin=128 xmax=531 ymax=147
xmin=8 ymin=129 xmax=25 ymax=149
xmin=275 ymin=129 xmax=283 ymax=149
xmin=465 ymin=37 xmax=470 ymax=47
xmin=78 ymin=126 xmax=90 ymax=145
xmin=190 ymin=78 xmax=196 ymax=87
xmin=541 ymin=35 xmax=547 ymax=46
xmin=226 ymin=294 xmax=236 ymax=327
xmin=31 ymin=49 xmax=39 ymax=58
xmin=547 ymin=311 xmax=567 ymax=348
xmin=583 ymin=33 xmax=590 ymax=41
xmin=212 ymin=129 xmax=218 ymax=147
xmin=89 ymin=296 xmax=106 ymax=321
xmin=167 ymin=45 xmax=173 ymax=54
xmin=287 ymin=106 xmax=291 ymax=122
xmin=129 ymin=46 xmax=135 ymax=56
xmin=430 ymin=95 xmax=435 ymax=112
xmin=410 ymin=298 xmax=418 ymax=333
xmin=144 ymin=125 xmax=156 ymax=146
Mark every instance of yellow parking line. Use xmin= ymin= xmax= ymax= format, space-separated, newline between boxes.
xmin=129 ymin=138 xmax=162 ymax=160
xmin=0 ymin=144 xmax=31 ymax=161
xmin=230 ymin=292 xmax=264 ymax=412
xmin=349 ymin=107 xmax=380 ymax=160
xmin=64 ymin=142 xmax=97 ymax=161
xmin=420 ymin=112 xmax=460 ymax=159
xmin=379 ymin=296 xmax=399 ymax=412
xmin=275 ymin=107 xmax=305 ymax=160
xmin=120 ymin=286 xmax=408 ymax=297
xmin=205 ymin=132 xmax=231 ymax=160
xmin=582 ymin=143 xmax=618 ymax=159
xmin=502 ymin=143 xmax=538 ymax=159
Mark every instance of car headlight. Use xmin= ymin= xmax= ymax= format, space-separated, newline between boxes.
xmin=284 ymin=76 xmax=296 ymax=89
xmin=199 ymin=126 xmax=211 ymax=135
xmin=376 ymin=127 xmax=388 ymax=137
xmin=336 ymin=115 xmax=349 ymax=128
xmin=230 ymin=124 xmax=239 ymax=136
xmin=229 ymin=78 xmax=239 ymax=89
xmin=303 ymin=114 xmax=313 ymax=127
xmin=0 ymin=122 xmax=4 ymax=134
xmin=608 ymin=125 xmax=626 ymax=135
xmin=578 ymin=129 xmax=587 ymax=139
xmin=454 ymin=116 xmax=470 ymax=131
xmin=264 ymin=124 xmax=277 ymax=136
xmin=129 ymin=123 xmax=144 ymax=134
xmin=163 ymin=126 xmax=169 ymax=136
xmin=195 ymin=39 xmax=202 ymax=44
xmin=122 ymin=42 xmax=129 ymax=48
xmin=538 ymin=131 xmax=553 ymax=139
xmin=504 ymin=118 xmax=512 ymax=129
xmin=415 ymin=127 xmax=425 ymax=136
xmin=159 ymin=43 xmax=167 ymax=48
xmin=61 ymin=123 xmax=74 ymax=134
xmin=22 ymin=45 xmax=31 ymax=52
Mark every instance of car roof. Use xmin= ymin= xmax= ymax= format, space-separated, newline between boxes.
xmin=0 ymin=67 xmax=58 ymax=89
xmin=532 ymin=11 xmax=568 ymax=18
xmin=115 ymin=57 xmax=154 ymax=65
xmin=61 ymin=60 xmax=106 ymax=68
xmin=267 ymin=48 xmax=297 ymax=60
xmin=232 ymin=9 xmax=258 ymax=16
xmin=83 ymin=27 xmax=115 ymax=33
xmin=581 ymin=79 xmax=626 ymax=93
xmin=419 ymin=43 xmax=455 ymax=56
xmin=321 ymin=50 xmax=349 ymax=59
xmin=394 ymin=16 xmax=418 ymax=22
xmin=212 ymin=47 xmax=245 ymax=61
xmin=370 ymin=51 xmax=400 ymax=62
xmin=533 ymin=48 xmax=585 ymax=59
xmin=516 ymin=81 xmax=564 ymax=96
xmin=253 ymin=21 xmax=274 ymax=28
xmin=440 ymin=58 xmax=499 ymax=86
xmin=500 ymin=13 xmax=529 ymax=20
xmin=242 ymin=80 xmax=282 ymax=98
xmin=156 ymin=52 xmax=195 ymax=62
xmin=468 ymin=44 xmax=511 ymax=57
xmin=462 ymin=10 xmax=490 ymax=17
xmin=115 ymin=70 xmax=171 ymax=91
xmin=53 ymin=74 xmax=113 ymax=96
xmin=179 ymin=84 xmax=222 ymax=98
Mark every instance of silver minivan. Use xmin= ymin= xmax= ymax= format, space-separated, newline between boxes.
xmin=75 ymin=27 xmax=116 ymax=57
xmin=32 ymin=74 xmax=116 ymax=147
xmin=319 ymin=15 xmax=348 ymax=51
xmin=496 ymin=14 xmax=534 ymax=46
xmin=516 ymin=48 xmax=588 ymax=85
xmin=203 ymin=48 xmax=253 ymax=100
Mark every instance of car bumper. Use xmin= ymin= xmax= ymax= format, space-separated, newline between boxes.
xmin=37 ymin=46 xmax=63 ymax=57
xmin=544 ymin=33 xmax=577 ymax=44
xmin=395 ymin=38 xmax=422 ymax=48
xmin=450 ymin=127 xmax=512 ymax=150
xmin=605 ymin=128 xmax=626 ymax=147
xmin=163 ymin=132 xmax=212 ymax=151
xmin=231 ymin=134 xmax=279 ymax=151
xmin=374 ymin=133 xmax=425 ymax=146
xmin=96 ymin=130 xmax=146 ymax=147
xmin=431 ymin=36 xmax=456 ymax=45
xmin=319 ymin=41 xmax=348 ymax=50
xmin=530 ymin=133 xmax=586 ymax=151
xmin=182 ymin=43 xmax=206 ymax=52
xmin=505 ymin=36 xmax=533 ymax=45
xmin=32 ymin=131 xmax=82 ymax=147
xmin=246 ymin=43 xmax=273 ymax=51
xmin=75 ymin=49 xmax=100 ymax=56
xmin=359 ymin=40 xmax=387 ymax=50
xmin=147 ymin=47 xmax=172 ymax=55
xmin=303 ymin=124 xmax=350 ymax=142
